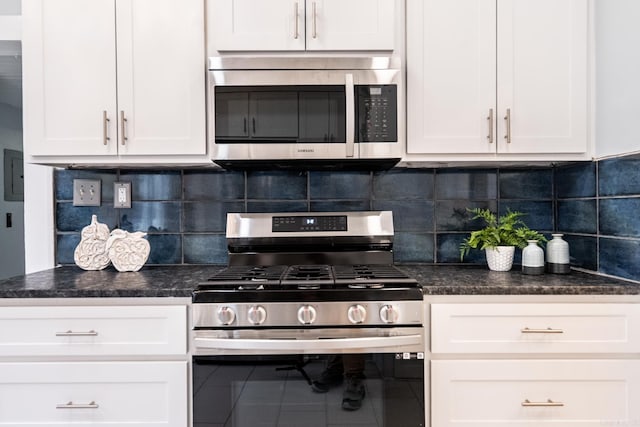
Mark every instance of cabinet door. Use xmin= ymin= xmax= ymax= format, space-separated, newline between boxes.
xmin=115 ymin=0 xmax=206 ymax=156
xmin=432 ymin=360 xmax=640 ymax=427
xmin=406 ymin=0 xmax=497 ymax=154
xmin=0 ymin=361 xmax=187 ymax=427
xmin=496 ymin=0 xmax=588 ymax=154
xmin=212 ymin=0 xmax=305 ymax=51
xmin=22 ymin=0 xmax=118 ymax=157
xmin=305 ymin=0 xmax=395 ymax=51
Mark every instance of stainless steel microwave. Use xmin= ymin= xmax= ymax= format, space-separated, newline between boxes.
xmin=208 ymin=56 xmax=404 ymax=169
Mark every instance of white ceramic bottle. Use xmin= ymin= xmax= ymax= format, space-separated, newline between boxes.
xmin=522 ymin=240 xmax=545 ymax=275
xmin=546 ymin=233 xmax=570 ymax=274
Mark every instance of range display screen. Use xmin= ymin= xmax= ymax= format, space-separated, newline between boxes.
xmin=272 ymin=215 xmax=347 ymax=232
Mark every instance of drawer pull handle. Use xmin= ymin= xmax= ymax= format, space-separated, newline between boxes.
xmin=521 ymin=327 xmax=564 ymax=334
xmin=56 ymin=401 xmax=99 ymax=409
xmin=522 ymin=399 xmax=564 ymax=407
xmin=55 ymin=330 xmax=98 ymax=337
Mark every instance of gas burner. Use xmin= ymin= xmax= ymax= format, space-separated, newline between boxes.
xmin=347 ymin=282 xmax=385 ymax=289
xmin=283 ymin=265 xmax=333 ymax=280
xmin=332 ymin=264 xmax=416 ymax=286
xmin=280 ymin=265 xmax=335 ymax=288
xmin=207 ymin=265 xmax=286 ymax=280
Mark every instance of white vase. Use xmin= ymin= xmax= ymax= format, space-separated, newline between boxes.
xmin=522 ymin=240 xmax=545 ymax=275
xmin=546 ymin=233 xmax=570 ymax=274
xmin=485 ymin=246 xmax=515 ymax=271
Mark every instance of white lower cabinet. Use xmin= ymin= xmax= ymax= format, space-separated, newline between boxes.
xmin=429 ymin=301 xmax=640 ymax=427
xmin=0 ymin=361 xmax=187 ymax=427
xmin=0 ymin=305 xmax=187 ymax=357
xmin=432 ymin=359 xmax=640 ymax=426
xmin=0 ymin=302 xmax=189 ymax=427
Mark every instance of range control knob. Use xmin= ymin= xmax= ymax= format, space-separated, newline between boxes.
xmin=347 ymin=304 xmax=367 ymax=324
xmin=217 ymin=306 xmax=236 ymax=325
xmin=297 ymin=305 xmax=317 ymax=325
xmin=247 ymin=305 xmax=267 ymax=325
xmin=379 ymin=304 xmax=399 ymax=324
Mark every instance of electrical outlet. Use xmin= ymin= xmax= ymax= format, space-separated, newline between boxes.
xmin=114 ymin=182 xmax=132 ymax=208
xmin=73 ymin=179 xmax=101 ymax=206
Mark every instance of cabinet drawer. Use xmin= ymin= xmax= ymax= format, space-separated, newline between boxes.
xmin=431 ymin=303 xmax=640 ymax=354
xmin=432 ymin=359 xmax=640 ymax=427
xmin=0 ymin=305 xmax=186 ymax=357
xmin=0 ymin=361 xmax=187 ymax=426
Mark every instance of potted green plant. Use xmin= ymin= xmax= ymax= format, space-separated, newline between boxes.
xmin=459 ymin=208 xmax=547 ymax=271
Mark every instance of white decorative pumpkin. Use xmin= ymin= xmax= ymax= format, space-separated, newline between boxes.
xmin=74 ymin=215 xmax=111 ymax=271
xmin=105 ymin=229 xmax=150 ymax=272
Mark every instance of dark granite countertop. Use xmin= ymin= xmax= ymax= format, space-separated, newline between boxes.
xmin=397 ymin=265 xmax=640 ymax=295
xmin=0 ymin=264 xmax=638 ymax=299
xmin=0 ymin=265 xmax=225 ymax=299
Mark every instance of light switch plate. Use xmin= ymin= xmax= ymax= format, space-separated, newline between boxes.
xmin=114 ymin=182 xmax=132 ymax=208
xmin=73 ymin=179 xmax=101 ymax=206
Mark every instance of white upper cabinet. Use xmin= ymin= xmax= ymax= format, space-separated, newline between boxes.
xmin=211 ymin=0 xmax=395 ymax=52
xmin=23 ymin=0 xmax=206 ymax=163
xmin=22 ymin=0 xmax=118 ymax=157
xmin=406 ymin=0 xmax=590 ymax=159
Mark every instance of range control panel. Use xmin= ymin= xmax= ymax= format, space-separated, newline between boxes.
xmin=272 ymin=215 xmax=348 ymax=232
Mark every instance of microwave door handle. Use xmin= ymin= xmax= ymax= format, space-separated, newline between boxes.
xmin=345 ymin=73 xmax=355 ymax=158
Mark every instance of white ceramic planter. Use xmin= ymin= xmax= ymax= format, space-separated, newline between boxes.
xmin=485 ymin=246 xmax=515 ymax=271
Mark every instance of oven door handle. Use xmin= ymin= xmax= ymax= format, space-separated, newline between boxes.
xmin=194 ymin=334 xmax=422 ymax=351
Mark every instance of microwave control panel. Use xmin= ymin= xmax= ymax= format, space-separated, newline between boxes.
xmin=356 ymin=85 xmax=397 ymax=142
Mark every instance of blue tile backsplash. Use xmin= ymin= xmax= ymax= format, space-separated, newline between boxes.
xmin=53 ymin=154 xmax=640 ymax=283
xmin=555 ymin=153 xmax=640 ymax=282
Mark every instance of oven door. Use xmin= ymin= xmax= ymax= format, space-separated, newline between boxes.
xmin=192 ymin=328 xmax=425 ymax=426
xmin=193 ymin=353 xmax=424 ymax=426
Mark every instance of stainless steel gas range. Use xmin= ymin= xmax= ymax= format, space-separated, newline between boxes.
xmin=191 ymin=211 xmax=425 ymax=426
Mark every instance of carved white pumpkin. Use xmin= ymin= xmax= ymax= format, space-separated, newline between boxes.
xmin=74 ymin=215 xmax=111 ymax=270
xmin=105 ymin=229 xmax=150 ymax=272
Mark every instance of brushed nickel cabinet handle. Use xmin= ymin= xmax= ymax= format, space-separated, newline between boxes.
xmin=522 ymin=399 xmax=564 ymax=407
xmin=120 ymin=110 xmax=128 ymax=145
xmin=521 ymin=327 xmax=564 ymax=334
xmin=294 ymin=2 xmax=299 ymax=39
xmin=56 ymin=401 xmax=99 ymax=409
xmin=487 ymin=108 xmax=494 ymax=144
xmin=102 ymin=111 xmax=110 ymax=145
xmin=504 ymin=108 xmax=511 ymax=144
xmin=55 ymin=330 xmax=98 ymax=337
xmin=312 ymin=2 xmax=317 ymax=39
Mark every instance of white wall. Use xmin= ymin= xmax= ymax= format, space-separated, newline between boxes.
xmin=0 ymin=102 xmax=25 ymax=279
xmin=0 ymin=5 xmax=26 ymax=279
xmin=2 ymin=3 xmax=54 ymax=276
xmin=595 ymin=0 xmax=640 ymax=158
